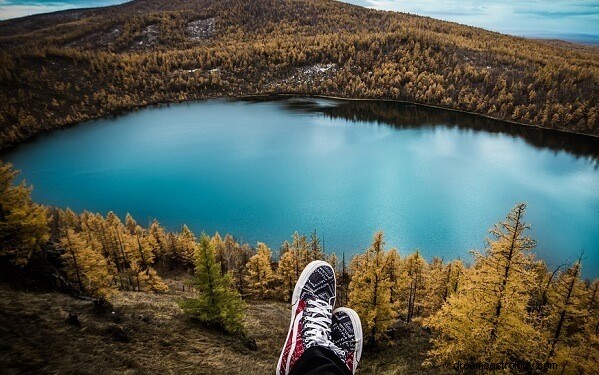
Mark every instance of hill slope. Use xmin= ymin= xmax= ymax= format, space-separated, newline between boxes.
xmin=0 ymin=280 xmax=437 ymax=374
xmin=0 ymin=0 xmax=597 ymax=148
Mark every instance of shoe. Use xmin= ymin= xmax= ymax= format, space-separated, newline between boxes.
xmin=331 ymin=307 xmax=363 ymax=374
xmin=276 ymin=260 xmax=337 ymax=375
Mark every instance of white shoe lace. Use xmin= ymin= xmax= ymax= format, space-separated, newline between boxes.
xmin=304 ymin=299 xmax=346 ymax=359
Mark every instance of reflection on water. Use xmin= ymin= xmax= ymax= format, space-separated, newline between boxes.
xmin=270 ymin=96 xmax=599 ymax=167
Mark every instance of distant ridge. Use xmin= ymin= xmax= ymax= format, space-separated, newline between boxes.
xmin=0 ymin=0 xmax=597 ymax=148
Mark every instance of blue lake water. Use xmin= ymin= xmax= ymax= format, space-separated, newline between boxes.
xmin=2 ymin=0 xmax=598 ymax=44
xmin=1 ymin=98 xmax=598 ymax=277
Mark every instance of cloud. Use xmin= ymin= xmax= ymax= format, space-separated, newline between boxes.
xmin=0 ymin=0 xmax=126 ymax=20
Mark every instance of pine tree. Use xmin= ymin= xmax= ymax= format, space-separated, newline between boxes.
xmin=149 ymin=219 xmax=169 ymax=268
xmin=348 ymin=231 xmax=394 ymax=346
xmin=570 ymin=279 xmax=599 ymax=373
xmin=277 ymin=246 xmax=298 ymax=301
xmin=245 ymin=242 xmax=275 ymax=298
xmin=326 ymin=252 xmax=338 ymax=272
xmin=179 ymin=234 xmax=245 ymax=334
xmin=211 ymin=232 xmax=226 ymax=274
xmin=178 ymin=224 xmax=197 ymax=270
xmin=424 ymin=203 xmax=543 ymax=366
xmin=232 ymin=241 xmax=253 ymax=296
xmin=384 ymin=248 xmax=404 ymax=309
xmin=130 ymin=225 xmax=168 ymax=292
xmin=308 ymin=230 xmax=324 ymax=261
xmin=0 ymin=162 xmax=48 ymax=266
xmin=106 ymin=211 xmax=135 ymax=290
xmin=400 ymin=250 xmax=428 ymax=323
xmin=544 ymin=260 xmax=586 ymax=369
xmin=422 ymin=257 xmax=446 ymax=317
xmin=124 ymin=213 xmax=137 ymax=235
xmin=337 ymin=252 xmax=350 ymax=306
xmin=60 ymin=228 xmax=114 ymax=298
xmin=291 ymin=232 xmax=309 ymax=277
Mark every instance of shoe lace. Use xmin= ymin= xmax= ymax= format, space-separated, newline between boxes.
xmin=304 ymin=299 xmax=346 ymax=358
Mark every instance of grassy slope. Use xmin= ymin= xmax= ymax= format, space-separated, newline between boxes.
xmin=0 ymin=279 xmax=439 ymax=374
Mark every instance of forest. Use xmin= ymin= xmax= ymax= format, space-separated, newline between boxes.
xmin=1 ymin=159 xmax=597 ymax=374
xmin=0 ymin=0 xmax=598 ymax=149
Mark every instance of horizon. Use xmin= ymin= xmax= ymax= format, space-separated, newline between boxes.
xmin=0 ymin=0 xmax=598 ymax=44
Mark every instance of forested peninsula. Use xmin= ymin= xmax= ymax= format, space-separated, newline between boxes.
xmin=0 ymin=0 xmax=598 ymax=149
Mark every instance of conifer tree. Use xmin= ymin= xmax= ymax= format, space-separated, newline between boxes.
xmin=245 ymin=242 xmax=275 ymax=298
xmin=211 ymin=232 xmax=227 ymax=274
xmin=232 ymin=241 xmax=253 ymax=296
xmin=383 ymin=248 xmax=404 ymax=308
xmin=422 ymin=257 xmax=447 ymax=317
xmin=149 ymin=219 xmax=169 ymax=267
xmin=0 ymin=162 xmax=48 ymax=266
xmin=308 ymin=230 xmax=324 ymax=261
xmin=570 ymin=279 xmax=599 ymax=373
xmin=60 ymin=228 xmax=114 ymax=298
xmin=124 ymin=213 xmax=137 ymax=235
xmin=291 ymin=232 xmax=309 ymax=277
xmin=106 ymin=211 xmax=135 ymax=289
xmin=544 ymin=260 xmax=586 ymax=369
xmin=130 ymin=225 xmax=168 ymax=292
xmin=400 ymin=250 xmax=428 ymax=323
xmin=337 ymin=252 xmax=350 ymax=306
xmin=443 ymin=259 xmax=464 ymax=301
xmin=424 ymin=203 xmax=542 ymax=366
xmin=179 ymin=234 xmax=245 ymax=334
xmin=178 ymin=224 xmax=197 ymax=270
xmin=348 ymin=231 xmax=394 ymax=346
xmin=277 ymin=246 xmax=298 ymax=301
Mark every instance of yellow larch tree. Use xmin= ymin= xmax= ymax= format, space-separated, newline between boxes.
xmin=276 ymin=245 xmax=298 ymax=301
xmin=0 ymin=162 xmax=48 ymax=266
xmin=245 ymin=242 xmax=275 ymax=298
xmin=424 ymin=203 xmax=543 ymax=366
xmin=348 ymin=231 xmax=394 ymax=346
xmin=60 ymin=228 xmax=114 ymax=298
xmin=178 ymin=224 xmax=197 ymax=270
xmin=544 ymin=260 xmax=587 ymax=371
xmin=400 ymin=250 xmax=428 ymax=323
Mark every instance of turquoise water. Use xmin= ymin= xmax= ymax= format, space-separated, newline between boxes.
xmin=1 ymin=98 xmax=598 ymax=277
xmin=2 ymin=1 xmax=598 ymax=44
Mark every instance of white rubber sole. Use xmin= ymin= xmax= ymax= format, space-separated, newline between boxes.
xmin=333 ymin=307 xmax=363 ymax=373
xmin=276 ymin=260 xmax=336 ymax=375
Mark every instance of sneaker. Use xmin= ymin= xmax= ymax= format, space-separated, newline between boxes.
xmin=331 ymin=307 xmax=363 ymax=374
xmin=276 ymin=260 xmax=337 ymax=375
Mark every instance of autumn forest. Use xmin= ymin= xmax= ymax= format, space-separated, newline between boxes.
xmin=0 ymin=0 xmax=598 ymax=149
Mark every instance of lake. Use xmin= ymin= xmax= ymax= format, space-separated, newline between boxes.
xmin=1 ymin=98 xmax=598 ymax=277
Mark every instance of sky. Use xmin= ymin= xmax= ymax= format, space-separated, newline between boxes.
xmin=0 ymin=0 xmax=598 ymax=43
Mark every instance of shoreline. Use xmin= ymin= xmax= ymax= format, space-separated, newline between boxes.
xmin=1 ymin=92 xmax=598 ymax=154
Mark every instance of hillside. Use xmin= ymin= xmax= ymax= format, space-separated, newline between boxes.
xmin=0 ymin=279 xmax=437 ymax=375
xmin=0 ymin=0 xmax=597 ymax=148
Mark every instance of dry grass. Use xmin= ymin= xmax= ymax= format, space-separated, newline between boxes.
xmin=0 ymin=279 xmax=440 ymax=374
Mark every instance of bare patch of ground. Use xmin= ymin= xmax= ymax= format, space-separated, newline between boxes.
xmin=131 ymin=24 xmax=160 ymax=50
xmin=67 ymin=28 xmax=121 ymax=49
xmin=186 ymin=18 xmax=216 ymax=41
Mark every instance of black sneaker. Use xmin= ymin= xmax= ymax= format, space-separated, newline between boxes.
xmin=331 ymin=307 xmax=363 ymax=374
xmin=276 ymin=260 xmax=337 ymax=375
